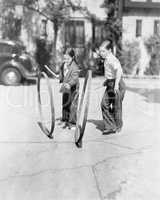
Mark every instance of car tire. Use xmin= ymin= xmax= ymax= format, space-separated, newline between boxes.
xmin=0 ymin=67 xmax=22 ymax=86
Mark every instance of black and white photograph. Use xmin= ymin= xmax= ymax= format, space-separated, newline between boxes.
xmin=0 ymin=0 xmax=160 ymax=199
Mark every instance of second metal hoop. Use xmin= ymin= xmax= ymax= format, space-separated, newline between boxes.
xmin=37 ymin=71 xmax=55 ymax=139
xmin=75 ymin=70 xmax=92 ymax=147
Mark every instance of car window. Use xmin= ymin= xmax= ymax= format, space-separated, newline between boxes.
xmin=12 ymin=46 xmax=20 ymax=54
xmin=0 ymin=44 xmax=13 ymax=54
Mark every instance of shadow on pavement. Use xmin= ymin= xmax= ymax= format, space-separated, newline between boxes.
xmin=87 ymin=119 xmax=104 ymax=132
xmin=126 ymin=86 xmax=160 ymax=104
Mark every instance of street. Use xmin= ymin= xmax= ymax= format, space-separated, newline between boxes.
xmin=0 ymin=77 xmax=160 ymax=200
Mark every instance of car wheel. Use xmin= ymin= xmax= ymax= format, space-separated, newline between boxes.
xmin=1 ymin=67 xmax=22 ymax=85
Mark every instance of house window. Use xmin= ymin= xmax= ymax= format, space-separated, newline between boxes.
xmin=154 ymin=20 xmax=160 ymax=35
xmin=15 ymin=18 xmax=22 ymax=38
xmin=136 ymin=19 xmax=142 ymax=37
xmin=41 ymin=19 xmax=47 ymax=37
xmin=65 ymin=20 xmax=85 ymax=47
xmin=92 ymin=22 xmax=107 ymax=46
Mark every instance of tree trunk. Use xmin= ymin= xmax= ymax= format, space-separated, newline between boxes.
xmin=52 ymin=20 xmax=58 ymax=71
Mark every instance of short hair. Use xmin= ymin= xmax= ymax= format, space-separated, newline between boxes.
xmin=100 ymin=40 xmax=113 ymax=51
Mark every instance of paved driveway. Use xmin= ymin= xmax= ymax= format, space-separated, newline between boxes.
xmin=0 ymin=78 xmax=160 ymax=200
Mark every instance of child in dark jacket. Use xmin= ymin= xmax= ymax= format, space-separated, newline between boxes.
xmin=59 ymin=48 xmax=80 ymax=129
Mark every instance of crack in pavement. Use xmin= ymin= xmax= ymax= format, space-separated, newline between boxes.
xmin=0 ymin=150 xmax=143 ymax=183
xmin=0 ymin=145 xmax=156 ymax=199
xmin=0 ymin=139 xmax=139 ymax=151
xmin=93 ymin=150 xmax=143 ymax=167
xmin=104 ymin=186 xmax=122 ymax=200
xmin=0 ymin=141 xmax=73 ymax=144
xmin=87 ymin=140 xmax=136 ymax=150
xmin=91 ymin=151 xmax=150 ymax=200
xmin=92 ymin=166 xmax=104 ymax=200
xmin=0 ymin=164 xmax=91 ymax=183
xmin=101 ymin=141 xmax=156 ymax=151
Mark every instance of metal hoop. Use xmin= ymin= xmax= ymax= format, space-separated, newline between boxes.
xmin=75 ymin=70 xmax=92 ymax=148
xmin=37 ymin=71 xmax=55 ymax=139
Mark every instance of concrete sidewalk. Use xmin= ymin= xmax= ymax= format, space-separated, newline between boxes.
xmin=0 ymin=78 xmax=160 ymax=200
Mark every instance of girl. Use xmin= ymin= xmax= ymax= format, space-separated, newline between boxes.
xmin=59 ymin=48 xmax=80 ymax=129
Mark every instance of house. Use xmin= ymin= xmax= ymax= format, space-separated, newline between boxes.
xmin=44 ymin=0 xmax=107 ymax=51
xmin=122 ymin=0 xmax=160 ymax=75
xmin=122 ymin=0 xmax=160 ymax=41
xmin=1 ymin=0 xmax=160 ymax=51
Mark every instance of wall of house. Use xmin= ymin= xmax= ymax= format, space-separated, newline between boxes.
xmin=122 ymin=9 xmax=160 ymax=75
xmin=122 ymin=9 xmax=160 ymax=42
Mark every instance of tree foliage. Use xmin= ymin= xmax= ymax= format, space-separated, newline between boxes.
xmin=101 ymin=0 xmax=122 ymax=56
xmin=0 ymin=0 xmax=22 ymax=40
xmin=144 ymin=35 xmax=160 ymax=75
xmin=23 ymin=0 xmax=84 ymax=61
xmin=120 ymin=41 xmax=140 ymax=74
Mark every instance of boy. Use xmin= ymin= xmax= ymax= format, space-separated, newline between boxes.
xmin=99 ymin=40 xmax=126 ymax=134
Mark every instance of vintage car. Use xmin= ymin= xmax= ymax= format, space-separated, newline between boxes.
xmin=0 ymin=40 xmax=37 ymax=85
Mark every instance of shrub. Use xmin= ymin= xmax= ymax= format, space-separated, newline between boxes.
xmin=35 ymin=37 xmax=52 ymax=73
xmin=144 ymin=35 xmax=160 ymax=75
xmin=120 ymin=41 xmax=140 ymax=74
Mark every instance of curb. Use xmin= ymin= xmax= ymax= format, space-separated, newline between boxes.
xmin=123 ymin=75 xmax=160 ymax=79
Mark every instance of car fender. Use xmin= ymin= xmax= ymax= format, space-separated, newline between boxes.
xmin=0 ymin=59 xmax=26 ymax=77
